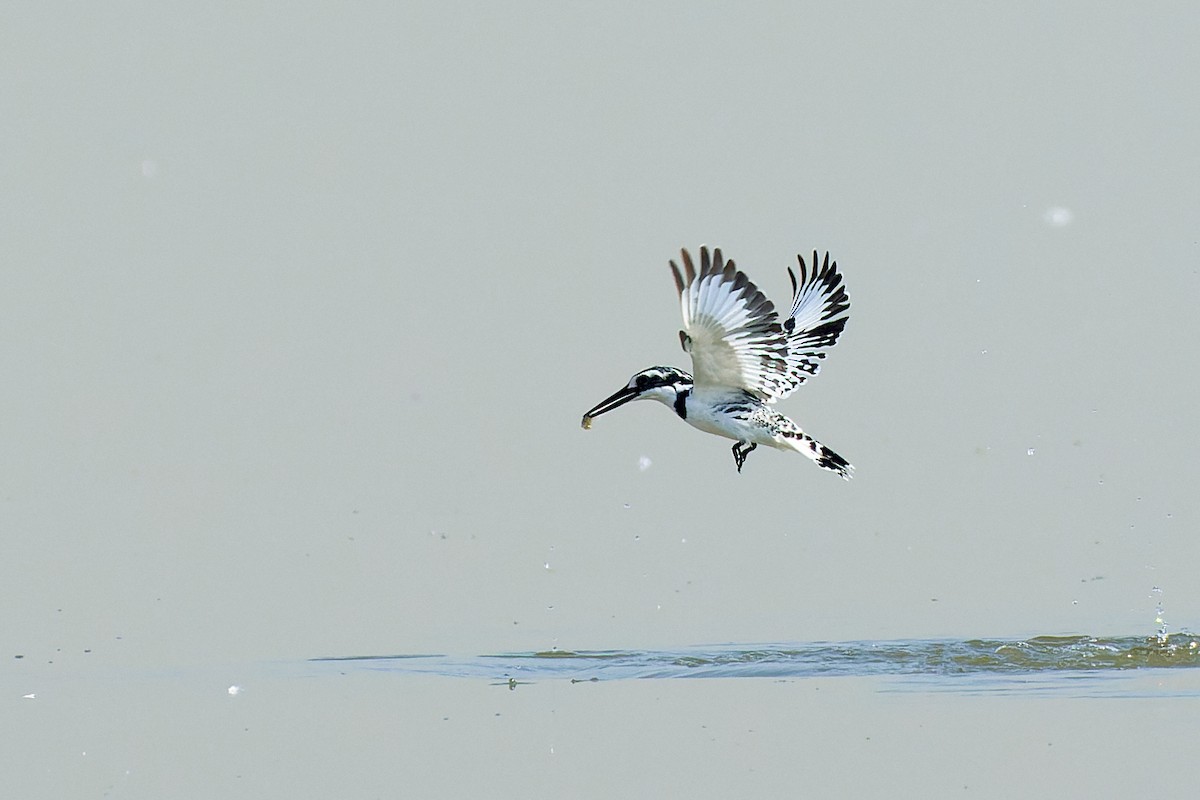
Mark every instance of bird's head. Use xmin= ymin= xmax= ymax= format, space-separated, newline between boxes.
xmin=581 ymin=366 xmax=693 ymax=428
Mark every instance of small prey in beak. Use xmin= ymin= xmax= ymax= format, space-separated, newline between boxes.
xmin=581 ymin=383 xmax=642 ymax=429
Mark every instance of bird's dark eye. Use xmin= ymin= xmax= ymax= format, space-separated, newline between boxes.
xmin=636 ymin=375 xmax=649 ymax=389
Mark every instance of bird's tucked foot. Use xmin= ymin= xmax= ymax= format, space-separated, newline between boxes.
xmin=731 ymin=441 xmax=757 ymax=472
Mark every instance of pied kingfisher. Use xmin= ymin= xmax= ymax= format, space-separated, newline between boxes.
xmin=582 ymin=246 xmax=853 ymax=479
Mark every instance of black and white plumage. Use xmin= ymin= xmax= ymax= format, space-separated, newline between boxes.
xmin=582 ymin=246 xmax=852 ymax=478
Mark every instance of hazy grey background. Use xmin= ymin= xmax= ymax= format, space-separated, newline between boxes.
xmin=5 ymin=3 xmax=1200 ymax=796
xmin=4 ymin=3 xmax=1198 ymax=665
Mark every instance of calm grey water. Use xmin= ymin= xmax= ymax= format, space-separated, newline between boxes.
xmin=312 ymin=633 xmax=1200 ymax=695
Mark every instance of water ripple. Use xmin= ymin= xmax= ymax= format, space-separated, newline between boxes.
xmin=312 ymin=633 xmax=1200 ymax=685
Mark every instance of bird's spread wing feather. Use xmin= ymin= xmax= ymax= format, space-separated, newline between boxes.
xmin=670 ymin=247 xmax=791 ymax=400
xmin=777 ymin=251 xmax=850 ymax=398
xmin=669 ymin=247 xmax=850 ymax=402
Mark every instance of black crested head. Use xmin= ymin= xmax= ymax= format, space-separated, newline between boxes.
xmin=581 ymin=366 xmax=694 ymax=427
xmin=630 ymin=365 xmax=693 ymax=391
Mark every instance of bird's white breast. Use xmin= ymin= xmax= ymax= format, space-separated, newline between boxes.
xmin=683 ymin=388 xmax=761 ymax=442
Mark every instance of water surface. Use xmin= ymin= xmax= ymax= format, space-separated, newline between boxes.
xmin=312 ymin=633 xmax=1200 ymax=696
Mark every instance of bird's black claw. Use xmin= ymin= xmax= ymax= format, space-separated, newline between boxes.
xmin=729 ymin=441 xmax=758 ymax=472
xmin=731 ymin=442 xmax=756 ymax=473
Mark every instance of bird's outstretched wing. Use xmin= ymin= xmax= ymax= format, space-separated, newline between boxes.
xmin=775 ymin=251 xmax=850 ymax=399
xmin=669 ymin=247 xmax=850 ymax=403
xmin=670 ymin=247 xmax=792 ymax=401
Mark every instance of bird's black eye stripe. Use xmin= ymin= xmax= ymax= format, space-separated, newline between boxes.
xmin=636 ymin=375 xmax=650 ymax=389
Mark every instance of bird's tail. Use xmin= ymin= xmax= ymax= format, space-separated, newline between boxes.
xmin=779 ymin=429 xmax=854 ymax=480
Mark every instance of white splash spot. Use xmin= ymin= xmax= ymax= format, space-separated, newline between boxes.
xmin=638 ymin=456 xmax=652 ymax=472
xmin=227 ymin=685 xmax=241 ymax=696
xmin=22 ymin=693 xmax=35 ymax=700
xmin=1026 ymin=448 xmax=1035 ymax=456
xmin=1043 ymin=206 xmax=1073 ymax=227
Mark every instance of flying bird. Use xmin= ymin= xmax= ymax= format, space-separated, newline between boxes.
xmin=582 ymin=246 xmax=852 ymax=478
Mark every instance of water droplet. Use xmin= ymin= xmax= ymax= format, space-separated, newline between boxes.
xmin=638 ymin=456 xmax=652 ymax=472
xmin=623 ymin=503 xmax=631 ymax=509
xmin=633 ymin=535 xmax=640 ymax=542
xmin=543 ymin=562 xmax=551 ymax=570
xmin=1026 ymin=448 xmax=1036 ymax=456
xmin=1043 ymin=206 xmax=1073 ymax=227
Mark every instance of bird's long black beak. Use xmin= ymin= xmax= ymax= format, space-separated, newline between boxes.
xmin=581 ymin=384 xmax=638 ymax=429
